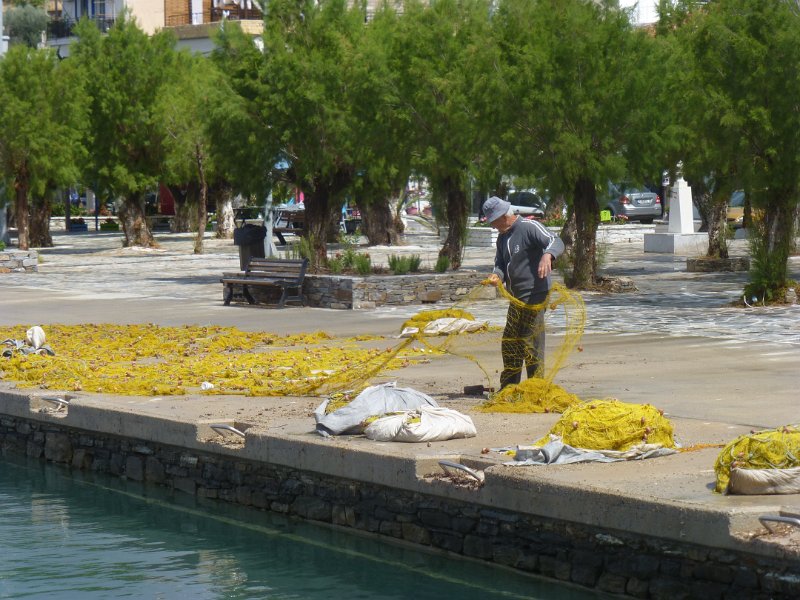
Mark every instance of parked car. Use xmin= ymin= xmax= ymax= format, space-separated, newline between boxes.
xmin=605 ymin=182 xmax=662 ymax=224
xmin=506 ymin=190 xmax=547 ymax=219
xmin=726 ymin=190 xmax=745 ymax=228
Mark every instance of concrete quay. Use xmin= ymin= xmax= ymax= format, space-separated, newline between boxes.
xmin=1 ymin=227 xmax=800 ymax=598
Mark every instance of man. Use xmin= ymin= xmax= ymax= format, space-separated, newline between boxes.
xmin=483 ymin=196 xmax=565 ymax=389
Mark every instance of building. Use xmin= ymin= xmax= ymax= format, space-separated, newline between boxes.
xmin=46 ymin=0 xmax=264 ymax=56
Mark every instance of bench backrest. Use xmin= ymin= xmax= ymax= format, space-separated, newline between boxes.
xmin=246 ymin=258 xmax=308 ymax=280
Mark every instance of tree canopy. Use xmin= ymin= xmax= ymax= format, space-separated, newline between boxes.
xmin=0 ymin=45 xmax=86 ymax=249
xmin=71 ymin=14 xmax=177 ymax=247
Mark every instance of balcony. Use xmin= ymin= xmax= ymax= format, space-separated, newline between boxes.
xmin=47 ymin=14 xmax=117 ymax=39
xmin=165 ymin=7 xmax=262 ymax=27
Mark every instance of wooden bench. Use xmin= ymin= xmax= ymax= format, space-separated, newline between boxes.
xmin=220 ymin=258 xmax=308 ymax=308
xmin=273 ymin=210 xmax=305 ymax=245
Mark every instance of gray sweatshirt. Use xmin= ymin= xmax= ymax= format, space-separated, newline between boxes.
xmin=492 ymin=218 xmax=565 ymax=303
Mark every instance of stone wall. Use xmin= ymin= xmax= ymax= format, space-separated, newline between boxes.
xmin=1 ymin=414 xmax=798 ymax=599
xmin=236 ymin=271 xmax=495 ymax=310
xmin=304 ymin=271 xmax=492 ymax=310
xmin=0 ymin=249 xmax=38 ymax=273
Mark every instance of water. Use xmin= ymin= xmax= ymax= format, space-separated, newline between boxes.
xmin=0 ymin=455 xmax=606 ymax=600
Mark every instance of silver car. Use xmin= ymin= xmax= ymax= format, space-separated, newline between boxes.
xmin=605 ymin=183 xmax=662 ymax=224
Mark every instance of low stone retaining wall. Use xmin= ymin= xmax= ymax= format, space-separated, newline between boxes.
xmin=304 ymin=271 xmax=492 ymax=309
xmin=225 ymin=271 xmax=494 ymax=309
xmin=0 ymin=249 xmax=38 ymax=273
xmin=687 ymin=257 xmax=750 ymax=273
xmin=1 ymin=412 xmax=798 ymax=599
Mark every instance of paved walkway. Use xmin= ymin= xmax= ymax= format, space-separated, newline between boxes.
xmin=2 ymin=225 xmax=800 ymax=557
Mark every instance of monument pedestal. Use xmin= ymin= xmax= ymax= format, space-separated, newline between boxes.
xmin=643 ymin=169 xmax=706 ymax=255
xmin=643 ymin=232 xmax=707 ymax=255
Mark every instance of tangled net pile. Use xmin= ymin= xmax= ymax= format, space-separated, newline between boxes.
xmin=0 ymin=324 xmax=426 ymax=397
xmin=480 ymin=379 xmax=580 ymax=414
xmin=0 ymin=281 xmax=587 ymax=411
xmin=535 ymin=399 xmax=676 ymax=451
xmin=714 ymin=426 xmax=800 ymax=493
xmin=428 ymin=281 xmax=586 ymax=413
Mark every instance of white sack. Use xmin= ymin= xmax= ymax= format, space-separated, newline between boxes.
xmin=315 ymin=382 xmax=438 ymax=436
xmin=364 ymin=406 xmax=477 ymax=443
xmin=26 ymin=326 xmax=46 ymax=350
xmin=728 ymin=467 xmax=800 ymax=495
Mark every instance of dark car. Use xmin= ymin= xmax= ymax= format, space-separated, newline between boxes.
xmin=506 ymin=190 xmax=547 ymax=219
xmin=605 ymin=182 xmax=662 ymax=224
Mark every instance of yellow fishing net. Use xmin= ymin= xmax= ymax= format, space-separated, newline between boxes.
xmin=401 ymin=308 xmax=476 ymax=331
xmin=0 ymin=324 xmax=423 ymax=397
xmin=416 ymin=281 xmax=587 ymax=413
xmin=713 ymin=426 xmax=800 ymax=493
xmin=534 ymin=399 xmax=676 ymax=451
xmin=0 ymin=280 xmax=587 ymax=414
xmin=479 ymin=378 xmax=580 ymax=414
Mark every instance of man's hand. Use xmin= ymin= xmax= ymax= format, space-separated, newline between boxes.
xmin=485 ymin=273 xmax=502 ymax=287
xmin=537 ymin=253 xmax=554 ymax=278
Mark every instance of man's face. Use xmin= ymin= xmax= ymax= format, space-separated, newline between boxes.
xmin=491 ymin=214 xmax=515 ymax=233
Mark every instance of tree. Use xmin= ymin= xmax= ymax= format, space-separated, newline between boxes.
xmin=209 ymin=23 xmax=285 ymax=240
xmin=71 ymin=14 xmax=177 ymax=248
xmin=257 ymin=0 xmax=365 ymax=266
xmin=680 ymin=0 xmax=800 ymax=300
xmin=156 ymin=53 xmax=226 ymax=254
xmin=495 ymin=0 xmax=661 ymax=288
xmin=347 ymin=6 xmax=410 ymax=246
xmin=0 ymin=45 xmax=86 ymax=250
xmin=653 ymin=1 xmax=745 ymax=260
xmin=5 ymin=4 xmax=48 ymax=48
xmin=392 ymin=0 xmax=498 ymax=269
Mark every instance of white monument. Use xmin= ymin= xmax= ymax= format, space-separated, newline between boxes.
xmin=643 ymin=162 xmax=707 ymax=255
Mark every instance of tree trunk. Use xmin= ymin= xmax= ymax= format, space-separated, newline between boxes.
xmin=356 ymin=195 xmax=398 ymax=246
xmin=546 ymin=194 xmax=567 ymax=221
xmin=193 ymin=147 xmax=207 ymax=255
xmin=438 ymin=176 xmax=468 ymax=270
xmin=755 ymin=196 xmax=795 ymax=296
xmin=170 ymin=185 xmax=192 ymax=233
xmin=706 ymin=198 xmax=728 ymax=259
xmin=119 ymin=193 xmax=155 ymax=248
xmin=559 ymin=204 xmax=576 ymax=248
xmin=213 ymin=183 xmax=235 ymax=239
xmin=14 ymin=178 xmax=30 ymax=251
xmin=303 ymin=186 xmax=332 ymax=270
xmin=300 ymin=170 xmax=352 ymax=270
xmin=391 ymin=189 xmax=406 ymax=236
xmin=28 ymin=192 xmax=53 ymax=248
xmin=567 ymin=176 xmax=599 ymax=289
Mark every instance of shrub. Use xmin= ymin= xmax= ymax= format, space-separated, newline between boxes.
xmin=328 ymin=253 xmax=344 ymax=274
xmin=0 ymin=241 xmax=5 ymax=251
xmin=409 ymin=254 xmax=422 ymax=272
xmin=434 ymin=255 xmax=450 ymax=273
xmin=354 ymin=253 xmax=372 ymax=275
xmin=388 ymin=254 xmax=411 ymax=275
xmin=341 ymin=247 xmax=357 ymax=270
xmin=100 ymin=219 xmax=119 ymax=231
